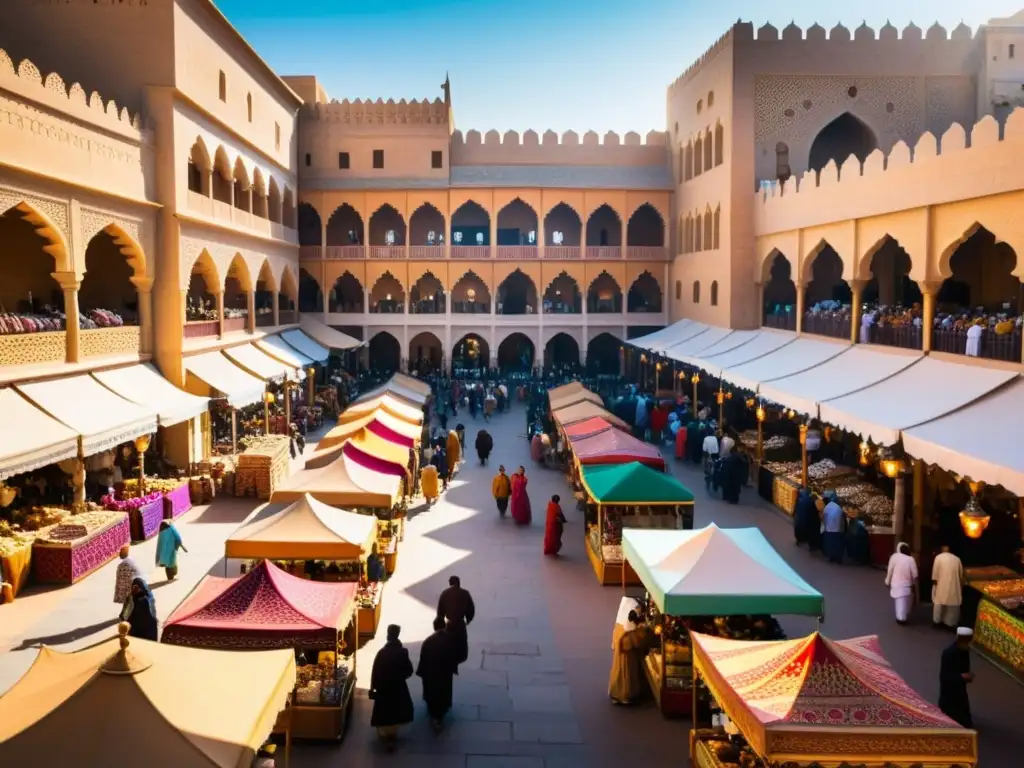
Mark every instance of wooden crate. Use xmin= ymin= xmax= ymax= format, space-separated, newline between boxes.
xmin=772 ymin=476 xmax=799 ymax=516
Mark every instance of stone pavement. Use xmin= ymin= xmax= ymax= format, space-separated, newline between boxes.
xmin=2 ymin=404 xmax=1023 ymax=766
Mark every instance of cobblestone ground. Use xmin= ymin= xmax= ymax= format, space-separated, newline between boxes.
xmin=2 ymin=405 xmax=1022 ymax=767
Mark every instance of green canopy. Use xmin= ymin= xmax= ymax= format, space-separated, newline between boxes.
xmin=622 ymin=524 xmax=824 ymax=617
xmin=580 ymin=462 xmax=695 ymax=505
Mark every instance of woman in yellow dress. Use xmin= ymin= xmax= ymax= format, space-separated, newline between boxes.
xmin=420 ymin=463 xmax=439 ymax=504
xmin=446 ymin=429 xmax=462 ymax=474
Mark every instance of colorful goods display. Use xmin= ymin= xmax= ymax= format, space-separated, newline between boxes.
xmin=32 ymin=510 xmax=129 ymax=585
xmin=0 ymin=311 xmax=63 ymax=334
xmin=235 ymin=436 xmax=292 ymax=500
xmin=102 ymin=491 xmax=163 ymax=541
xmin=971 ymin=580 xmax=1024 ymax=685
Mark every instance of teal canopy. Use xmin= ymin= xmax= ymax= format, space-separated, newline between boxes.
xmin=580 ymin=462 xmax=695 ymax=505
xmin=621 ymin=524 xmax=824 ymax=617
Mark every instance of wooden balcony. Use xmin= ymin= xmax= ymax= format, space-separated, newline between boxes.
xmin=870 ymin=324 xmax=922 ymax=350
xmin=585 ymin=246 xmax=622 ymax=259
xmin=497 ymin=246 xmax=537 ymax=260
xmin=184 ymin=320 xmax=219 ymax=339
xmin=627 ymin=246 xmax=668 ymax=260
xmin=451 ymin=245 xmax=491 ymax=259
xmin=544 ymin=246 xmax=581 ymax=260
xmin=325 ymin=245 xmax=364 ymax=260
xmin=300 ymin=246 xmax=323 ymax=260
xmin=802 ymin=313 xmax=850 ymax=341
xmin=368 ymin=246 xmax=406 ymax=259
xmin=410 ymin=245 xmax=445 ymax=260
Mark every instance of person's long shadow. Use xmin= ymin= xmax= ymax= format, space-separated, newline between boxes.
xmin=12 ymin=617 xmax=120 ymax=650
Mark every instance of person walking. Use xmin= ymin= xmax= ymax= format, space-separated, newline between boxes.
xmin=122 ymin=577 xmax=158 ymax=641
xmin=369 ymin=624 xmax=415 ymax=752
xmin=885 ymin=543 xmax=919 ymax=625
xmin=543 ymin=494 xmax=568 ymax=556
xmin=475 ymin=429 xmax=493 ymax=466
xmin=932 ymin=545 xmax=965 ymax=629
xmin=113 ymin=544 xmax=142 ymax=604
xmin=939 ymin=627 xmax=975 ymax=727
xmin=155 ymin=519 xmax=187 ymax=581
xmin=821 ymin=491 xmax=846 ymax=564
xmin=608 ymin=610 xmax=651 ymax=705
xmin=492 ymin=465 xmax=511 ymax=517
xmin=510 ymin=466 xmax=532 ymax=526
xmin=793 ymin=489 xmax=820 ymax=551
xmin=436 ymin=575 xmax=475 ymax=667
xmin=417 ymin=617 xmax=458 ymax=733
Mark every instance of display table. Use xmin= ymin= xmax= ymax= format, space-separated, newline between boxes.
xmin=32 ymin=514 xmax=130 ymax=585
xmin=771 ymin=475 xmax=798 ymax=516
xmin=276 ymin=669 xmax=356 ymax=741
xmin=163 ymin=482 xmax=192 ymax=520
xmin=644 ymin=648 xmax=692 ymax=717
xmin=1 ymin=543 xmax=33 ymax=600
xmin=585 ymin=530 xmax=639 ymax=587
xmin=358 ymin=581 xmax=384 ymax=638
xmin=691 ymin=732 xmax=731 ymax=768
xmin=129 ymin=496 xmax=165 ymax=542
xmin=971 ymin=580 xmax=1024 ymax=685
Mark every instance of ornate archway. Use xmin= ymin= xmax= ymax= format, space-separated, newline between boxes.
xmin=297 ymin=203 xmax=322 ymax=247
xmin=587 ymin=271 xmax=623 ymax=313
xmin=409 ymin=331 xmax=443 ymax=374
xmin=497 ymin=269 xmax=538 ymax=315
xmin=544 ymin=332 xmax=580 ymax=369
xmin=809 ymin=112 xmax=877 ymax=174
xmin=298 ymin=268 xmax=323 ymax=313
xmin=763 ymin=251 xmax=797 ymax=329
xmin=497 ymin=332 xmax=535 ymax=372
xmin=451 ymin=270 xmax=490 ymax=313
xmin=326 ymin=203 xmax=364 ymax=246
xmin=544 ymin=203 xmax=582 ymax=246
xmin=410 ymin=272 xmax=445 ymax=314
xmin=329 ymin=271 xmax=363 ymax=313
xmin=409 ymin=203 xmax=445 ymax=246
xmin=451 ymin=201 xmax=490 ymax=246
xmin=626 ymin=203 xmax=665 ymax=247
xmin=627 ymin=271 xmax=662 ymax=312
xmin=452 ymin=333 xmax=490 ymax=374
xmin=369 ymin=272 xmax=405 ymax=314
xmin=369 ymin=204 xmax=406 ymax=246
xmin=586 ymin=204 xmax=622 ymax=247
xmin=496 ymin=198 xmax=538 ymax=245
xmin=544 ymin=272 xmax=582 ymax=314
xmin=368 ymin=331 xmax=401 ymax=373
xmin=586 ymin=332 xmax=620 ymax=374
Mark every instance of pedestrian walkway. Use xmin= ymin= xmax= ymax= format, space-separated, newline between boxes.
xmin=1 ymin=405 xmax=1021 ymax=766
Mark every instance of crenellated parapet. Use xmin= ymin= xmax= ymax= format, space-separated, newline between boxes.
xmin=0 ymin=48 xmax=144 ymax=137
xmin=452 ymin=129 xmax=667 ymax=147
xmin=448 ymin=128 xmax=669 ymax=168
xmin=668 ymin=26 xmax=735 ymax=93
xmin=753 ymin=108 xmax=1024 ymax=236
xmin=301 ymin=98 xmax=448 ymax=125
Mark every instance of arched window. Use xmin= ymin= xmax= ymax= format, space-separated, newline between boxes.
xmin=704 ymin=212 xmax=713 ymax=250
xmin=684 ymin=143 xmax=693 ymax=180
xmin=675 ymin=280 xmax=682 ymax=300
xmin=710 ymin=281 xmax=719 ymax=306
xmin=712 ymin=207 xmax=721 ymax=249
xmin=776 ymin=142 xmax=791 ymax=183
xmin=385 ymin=229 xmax=396 ymax=245
xmin=246 ymin=93 xmax=252 ymax=122
xmin=684 ymin=216 xmax=692 ymax=254
xmin=218 ymin=71 xmax=226 ymax=102
xmin=692 ymin=281 xmax=701 ymax=304
xmin=703 ymin=128 xmax=713 ymax=170
xmin=714 ymin=123 xmax=724 ymax=166
xmin=694 ymin=214 xmax=703 ymax=251
xmin=678 ymin=148 xmax=684 ymax=181
xmin=707 ymin=91 xmax=715 ymax=107
xmin=694 ymin=135 xmax=704 ymax=176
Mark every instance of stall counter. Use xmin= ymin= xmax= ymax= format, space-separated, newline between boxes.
xmin=972 ymin=579 xmax=1024 ymax=685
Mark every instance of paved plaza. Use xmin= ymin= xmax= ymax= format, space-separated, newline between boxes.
xmin=1 ymin=403 xmax=1022 ymax=766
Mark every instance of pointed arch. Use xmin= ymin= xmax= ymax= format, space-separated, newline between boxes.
xmin=279 ymin=263 xmax=298 ymax=302
xmin=188 ymin=137 xmax=212 ymax=195
xmin=409 ymin=202 xmax=445 ymax=246
xmin=585 ymin=204 xmax=622 ymax=247
xmin=496 ymin=268 xmax=539 ymax=315
xmin=586 ymin=332 xmax=621 ymax=374
xmin=712 ymin=206 xmax=721 ymax=249
xmin=267 ymin=177 xmax=282 ymax=224
xmin=451 ymin=200 xmax=490 ymax=246
xmin=703 ymin=127 xmax=713 ymax=170
xmin=587 ymin=270 xmax=622 ymax=313
xmin=703 ymin=207 xmax=714 ymax=250
xmin=497 ymin=332 xmax=535 ymax=371
xmin=410 ymin=270 xmax=445 ymax=314
xmin=409 ymin=331 xmax=443 ymax=374
xmin=298 ymin=267 xmax=323 ymax=313
xmin=808 ymin=112 xmax=877 ymax=175
xmin=710 ymin=280 xmax=719 ymax=306
xmin=544 ymin=332 xmax=581 ymax=368
xmin=212 ymin=146 xmax=233 ymax=205
xmin=626 ymin=203 xmax=664 ymax=247
xmin=714 ymin=122 xmax=724 ymax=166
xmin=329 ymin=270 xmax=364 ymax=313
xmin=368 ymin=331 xmax=402 ymax=373
xmin=452 ymin=332 xmax=490 ymax=373
xmin=282 ymin=187 xmax=296 ymax=228
xmin=369 ymin=270 xmax=405 ymax=312
xmin=255 ymin=258 xmax=277 ymax=293
xmin=684 ymin=141 xmax=693 ymax=180
xmin=224 ymin=252 xmax=252 ymax=293
xmin=451 ymin=270 xmax=491 ymax=312
xmin=692 ymin=280 xmax=701 ymax=304
xmin=694 ymin=213 xmax=703 ymax=251
xmin=627 ymin=270 xmax=662 ymax=312
xmin=368 ymin=203 xmax=406 ymax=246
xmin=693 ymin=132 xmax=704 ymax=175
xmin=251 ymin=168 xmax=268 ymax=218
xmin=326 ymin=203 xmax=364 ymax=246
xmin=543 ymin=270 xmax=582 ymax=313
xmin=496 ymin=198 xmax=538 ymax=245
xmin=544 ymin=202 xmax=582 ymax=246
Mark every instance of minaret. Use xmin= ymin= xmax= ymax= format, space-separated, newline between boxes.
xmin=441 ymin=72 xmax=454 ymax=131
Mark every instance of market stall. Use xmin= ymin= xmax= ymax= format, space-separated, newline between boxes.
xmin=552 ymin=400 xmax=629 ymax=433
xmin=569 ymin=428 xmax=666 ymax=471
xmin=563 ymin=416 xmax=620 ymax=442
xmin=163 ymin=559 xmax=359 ymax=741
xmin=0 ymin=623 xmax=296 ymax=767
xmin=688 ymin=630 xmax=977 ymax=768
xmin=579 ymin=461 xmax=694 ymax=586
xmin=272 ymin=451 xmax=402 ymax=511
xmin=339 ymin=392 xmax=423 ymax=428
xmin=297 ymin=316 xmax=363 ymax=351
xmin=185 ymin=350 xmax=267 ymax=455
xmin=549 ymin=388 xmax=605 ymax=412
xmin=354 ymin=376 xmax=429 ymax=408
xmin=622 ymin=525 xmax=822 ymax=717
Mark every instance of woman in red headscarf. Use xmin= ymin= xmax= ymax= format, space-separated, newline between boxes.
xmin=509 ymin=466 xmax=532 ymax=526
xmin=543 ymin=494 xmax=568 ymax=556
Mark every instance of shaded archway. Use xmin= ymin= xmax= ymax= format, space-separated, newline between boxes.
xmin=586 ymin=204 xmax=622 ymax=247
xmin=186 ymin=251 xmax=219 ymax=322
xmin=325 ymin=203 xmax=363 ymax=246
xmin=497 ymin=269 xmax=538 ymax=315
xmin=76 ymin=229 xmax=140 ymax=326
xmin=298 ymin=268 xmax=323 ymax=313
xmin=231 ymin=157 xmax=251 ymax=213
xmin=587 ymin=271 xmax=623 ymax=313
xmin=252 ymin=169 xmax=268 ymax=219
xmin=627 ymin=271 xmax=662 ymax=312
xmin=267 ymin=178 xmax=282 ymax=224
xmin=409 ymin=204 xmax=445 ymax=245
xmin=328 ymin=271 xmax=363 ymax=313
xmin=369 ymin=272 xmax=405 ymax=313
xmin=587 ymin=332 xmax=620 ymax=375
xmin=451 ymin=201 xmax=490 ymax=246
xmin=544 ymin=203 xmax=582 ymax=246
xmin=543 ymin=272 xmax=582 ymax=314
xmin=254 ymin=260 xmax=276 ymax=327
xmin=222 ymin=254 xmax=251 ymax=329
xmin=802 ymin=245 xmax=851 ymax=339
xmin=544 ymin=333 xmax=580 ymax=368
xmin=0 ymin=205 xmax=65 ymax=324
xmin=409 ymin=272 xmax=445 ymax=314
xmin=497 ymin=332 xmax=535 ymax=372
xmin=626 ymin=203 xmax=665 ymax=247
xmin=496 ymin=198 xmax=538 ymax=245
xmin=211 ymin=147 xmax=233 ymax=205
xmin=368 ymin=331 xmax=401 ymax=374
xmin=282 ymin=188 xmax=296 ymax=228
xmin=452 ymin=333 xmax=490 ymax=374
xmin=409 ymin=331 xmax=443 ymax=375
xmin=809 ymin=112 xmax=877 ymax=174
xmin=763 ymin=251 xmax=797 ymax=329
xmin=278 ymin=268 xmax=298 ymax=322
xmin=187 ymin=138 xmax=212 ymax=195
xmin=451 ymin=271 xmax=490 ymax=313
xmin=297 ymin=203 xmax=322 ymax=246
xmin=864 ymin=236 xmax=920 ymax=307
xmin=368 ymin=204 xmax=406 ymax=246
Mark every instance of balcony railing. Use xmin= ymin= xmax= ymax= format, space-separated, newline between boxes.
xmin=933 ymin=327 xmax=1022 ymax=363
xmin=325 ymin=245 xmax=364 ymax=260
xmin=544 ymin=246 xmax=581 ymax=260
xmin=232 ymin=208 xmax=252 ymax=229
xmin=223 ymin=316 xmax=247 ymax=334
xmin=184 ymin=320 xmax=219 ymax=339
xmin=300 ymin=246 xmax=323 ymax=260
xmin=802 ymin=313 xmax=850 ymax=340
xmin=255 ymin=313 xmax=276 ymax=328
xmin=626 ymin=246 xmax=668 ymax=260
xmin=212 ymin=200 xmax=233 ymax=221
xmin=763 ymin=311 xmax=796 ymax=332
xmin=869 ymin=324 xmax=922 ymax=350
xmin=410 ymin=245 xmax=445 ymax=260
xmin=368 ymin=246 xmax=406 ymax=259
xmin=497 ymin=246 xmax=537 ymax=260
xmin=187 ymin=190 xmax=213 ymax=217
xmin=451 ymin=245 xmax=491 ymax=259
xmin=586 ymin=246 xmax=622 ymax=259
xmin=278 ymin=310 xmax=297 ymax=325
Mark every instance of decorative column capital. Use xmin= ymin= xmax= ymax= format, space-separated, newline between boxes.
xmin=918 ymin=280 xmax=943 ymax=297
xmin=130 ymin=276 xmax=154 ymax=293
xmin=51 ymin=271 xmax=81 ymax=292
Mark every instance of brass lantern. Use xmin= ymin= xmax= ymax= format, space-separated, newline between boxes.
xmin=877 ymin=447 xmax=905 ymax=479
xmin=755 ymin=406 xmax=766 ymax=423
xmin=690 ymin=373 xmax=700 ymax=384
xmin=715 ymin=391 xmax=725 ymax=406
xmin=959 ymin=496 xmax=990 ymax=540
xmin=264 ymin=391 xmax=276 ymax=405
xmin=858 ymin=441 xmax=872 ymax=466
xmin=745 ymin=397 xmax=755 ymax=409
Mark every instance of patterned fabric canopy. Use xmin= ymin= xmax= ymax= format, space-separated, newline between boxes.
xmin=691 ymin=631 xmax=977 ymax=765
xmin=569 ymin=428 xmax=666 ymax=470
xmin=165 ymin=560 xmax=357 ymax=633
xmin=563 ymin=416 xmax=615 ymax=441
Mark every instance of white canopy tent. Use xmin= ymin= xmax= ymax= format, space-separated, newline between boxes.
xmin=17 ymin=375 xmax=158 ymax=458
xmin=0 ymin=388 xmax=80 ymax=480
xmin=818 ymin=357 xmax=1019 ymax=446
xmin=723 ymin=336 xmax=851 ymax=394
xmin=758 ymin=345 xmax=921 ymax=417
xmin=223 ymin=344 xmax=303 ymax=383
xmin=93 ymin=364 xmax=209 ymax=428
xmin=690 ymin=330 xmax=797 ymax=377
xmin=902 ymin=377 xmax=1024 ymax=496
xmin=255 ymin=335 xmax=315 ymax=370
xmin=281 ymin=329 xmax=330 ymax=363
xmin=673 ymin=329 xmax=761 ymax=367
xmin=298 ymin=316 xmax=362 ymax=351
xmin=630 ymin=320 xmax=706 ymax=353
xmin=185 ymin=351 xmax=266 ymax=409
xmin=662 ymin=325 xmax=732 ymax=361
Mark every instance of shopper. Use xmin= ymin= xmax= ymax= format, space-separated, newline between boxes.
xmin=932 ymin=545 xmax=964 ymax=629
xmin=475 ymin=429 xmax=493 ymax=466
xmin=113 ymin=544 xmax=142 ymax=604
xmin=939 ymin=628 xmax=974 ymax=727
xmin=155 ymin=520 xmax=187 ymax=581
xmin=793 ymin=489 xmax=820 ymax=551
xmin=885 ymin=543 xmax=919 ymax=625
xmin=436 ymin=575 xmax=475 ymax=666
xmin=543 ymin=494 xmax=568 ymax=556
xmin=492 ymin=465 xmax=511 ymax=517
xmin=821 ymin=491 xmax=846 ymax=564
xmin=122 ymin=577 xmax=157 ymax=641
xmin=510 ymin=466 xmax=532 ymax=526
xmin=417 ymin=617 xmax=458 ymax=733
xmin=369 ymin=624 xmax=415 ymax=752
xmin=608 ymin=610 xmax=647 ymax=705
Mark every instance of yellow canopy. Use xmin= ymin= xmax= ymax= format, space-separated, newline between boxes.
xmin=272 ymin=451 xmax=400 ymax=508
xmin=350 ymin=429 xmax=411 ymax=472
xmin=225 ymin=493 xmax=377 ymax=561
xmin=355 ymin=379 xmax=428 ymax=406
xmin=340 ymin=393 xmax=422 ymax=426
xmin=392 ymin=372 xmax=431 ymax=397
xmin=0 ymin=629 xmax=294 ymax=768
xmin=316 ymin=415 xmax=373 ymax=452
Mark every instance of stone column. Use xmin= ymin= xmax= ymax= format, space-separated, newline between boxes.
xmin=849 ymin=279 xmax=865 ymax=343
xmin=537 ymin=217 xmax=545 ymax=260
xmin=794 ymin=282 xmax=804 ymax=334
xmin=246 ymin=290 xmax=256 ymax=333
xmin=489 ymin=214 xmax=498 ymax=258
xmin=320 ymin=221 xmax=328 ymax=258
xmin=215 ymin=291 xmax=225 ymax=338
xmin=755 ymin=283 xmax=765 ymax=326
xmin=130 ymin=276 xmax=154 ymax=354
xmin=272 ymin=293 xmax=280 ymax=327
xmin=920 ymin=281 xmax=941 ymax=352
xmin=52 ymin=272 xmax=81 ymax=363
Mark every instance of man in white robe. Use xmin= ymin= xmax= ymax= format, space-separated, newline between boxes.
xmin=932 ymin=545 xmax=964 ymax=628
xmin=885 ymin=543 xmax=918 ymax=624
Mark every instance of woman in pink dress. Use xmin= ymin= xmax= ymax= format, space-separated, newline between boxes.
xmin=509 ymin=466 xmax=532 ymax=526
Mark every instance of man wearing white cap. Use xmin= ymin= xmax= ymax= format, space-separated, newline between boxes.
xmin=885 ymin=543 xmax=918 ymax=625
xmin=939 ymin=627 xmax=974 ymax=727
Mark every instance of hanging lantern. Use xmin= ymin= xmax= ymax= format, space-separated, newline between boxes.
xmin=755 ymin=406 xmax=766 ymax=423
xmin=134 ymin=433 xmax=152 ymax=454
xmin=264 ymin=391 xmax=276 ymax=405
xmin=959 ymin=496 xmax=990 ymax=539
xmin=823 ymin=426 xmax=833 ymax=443
xmin=725 ymin=391 xmax=733 ymax=400
xmin=691 ymin=373 xmax=700 ymax=384
xmin=640 ymin=353 xmax=647 ymax=364
xmin=877 ymin=447 xmax=905 ymax=479
xmin=715 ymin=391 xmax=725 ymax=405
xmin=858 ymin=441 xmax=872 ymax=466
xmin=745 ymin=397 xmax=755 ymax=409
xmin=678 ymin=371 xmax=686 ymax=380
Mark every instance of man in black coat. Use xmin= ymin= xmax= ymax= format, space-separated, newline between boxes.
xmin=369 ymin=624 xmax=414 ymax=752
xmin=417 ymin=617 xmax=458 ymax=732
xmin=436 ymin=575 xmax=476 ymax=666
xmin=939 ymin=627 xmax=975 ymax=727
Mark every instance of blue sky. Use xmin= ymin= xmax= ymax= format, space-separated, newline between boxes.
xmin=218 ymin=0 xmax=1024 ymax=134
